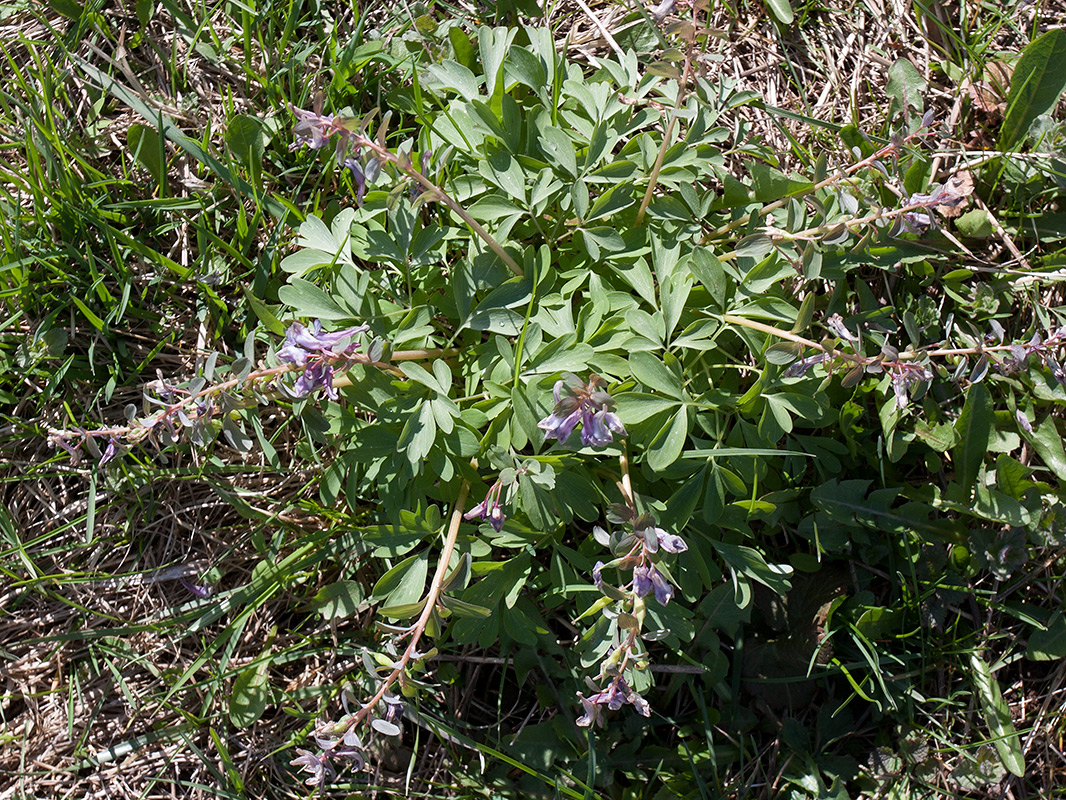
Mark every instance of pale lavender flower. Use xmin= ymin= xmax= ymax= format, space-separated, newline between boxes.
xmin=538 ymin=373 xmax=626 ymax=447
xmin=98 ymin=437 xmax=119 ymax=466
xmin=464 ymin=478 xmax=506 ymax=532
xmin=290 ymin=749 xmax=334 ymax=790
xmin=576 ymin=676 xmax=651 ymax=727
xmin=291 ymin=108 xmax=337 ymax=151
xmin=293 ymin=362 xmax=337 ymax=400
xmin=278 ymin=320 xmax=368 ymax=366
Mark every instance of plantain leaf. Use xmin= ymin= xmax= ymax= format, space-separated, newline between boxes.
xmin=969 ymin=653 xmax=1025 ymax=777
xmin=1000 ymin=29 xmax=1066 ymax=149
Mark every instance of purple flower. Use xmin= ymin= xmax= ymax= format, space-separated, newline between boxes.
xmin=576 ymin=676 xmax=651 ymax=727
xmin=576 ymin=692 xmax=605 ymax=728
xmin=538 ymin=374 xmax=626 ymax=448
xmin=592 ymin=561 xmax=605 ymax=590
xmin=278 ymin=320 xmax=368 ymax=366
xmin=633 ymin=565 xmax=673 ymax=605
xmin=344 ymin=157 xmax=367 ymax=206
xmin=293 ymin=361 xmax=337 ymax=400
xmin=291 ymin=108 xmax=337 ymax=151
xmin=634 ymin=515 xmax=687 ymax=554
xmin=291 ymin=107 xmax=352 ymax=159
xmin=464 ymin=479 xmax=506 ymax=532
xmin=99 ymin=437 xmax=119 ymax=466
xmin=290 ymin=749 xmax=334 ymax=790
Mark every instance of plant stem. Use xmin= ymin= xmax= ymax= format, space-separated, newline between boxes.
xmin=350 ymin=478 xmax=471 ymax=726
xmin=358 ymin=136 xmax=525 ymax=278
xmin=635 ymin=4 xmax=698 ymax=226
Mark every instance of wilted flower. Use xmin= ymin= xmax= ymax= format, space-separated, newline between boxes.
xmin=538 ymin=373 xmax=626 ymax=447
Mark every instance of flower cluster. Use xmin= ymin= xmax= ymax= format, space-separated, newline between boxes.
xmin=277 ymin=320 xmax=369 ymax=400
xmin=579 ymin=505 xmax=687 ymax=726
xmin=576 ymin=674 xmax=650 ymax=728
xmin=538 ymin=373 xmax=626 ymax=447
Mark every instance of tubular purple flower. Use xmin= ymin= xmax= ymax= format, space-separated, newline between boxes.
xmin=656 ymin=530 xmax=688 ymax=554
xmin=291 ymin=108 xmax=337 ymax=151
xmin=633 ymin=565 xmax=653 ymax=598
xmin=649 ymin=567 xmax=674 ymax=605
xmin=538 ymin=373 xmax=626 ymax=447
xmin=464 ymin=479 xmax=506 ymax=532
xmin=592 ymin=561 xmax=605 ymax=590
xmin=294 ymin=362 xmax=337 ymax=400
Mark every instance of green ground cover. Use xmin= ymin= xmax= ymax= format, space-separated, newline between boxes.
xmin=3 ymin=0 xmax=1066 ymax=797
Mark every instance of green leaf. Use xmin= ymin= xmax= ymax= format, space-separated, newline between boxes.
xmin=1023 ymin=418 xmax=1066 ymax=481
xmin=425 ymin=60 xmax=480 ymax=99
xmin=885 ymin=58 xmax=927 ymax=122
xmin=312 ymin=580 xmax=365 ymax=620
xmin=1026 ymin=611 xmax=1066 ymax=661
xmin=277 ymin=278 xmax=352 ymax=321
xmin=953 ymin=383 xmax=992 ymax=492
xmin=373 ymin=552 xmax=430 ymax=608
xmin=646 ymin=407 xmax=690 ymax=471
xmin=713 ymin=540 xmax=792 ymax=594
xmin=763 ymin=0 xmax=793 ymax=24
xmin=225 ymin=114 xmax=264 ymax=173
xmin=969 ymin=653 xmax=1025 ymax=777
xmin=1000 ymin=29 xmax=1066 ymax=149
xmin=127 ymin=123 xmax=166 ymax=187
xmin=229 ymin=666 xmax=269 ymax=728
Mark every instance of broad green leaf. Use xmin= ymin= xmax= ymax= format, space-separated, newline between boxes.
xmin=312 ymin=580 xmax=365 ymax=620
xmin=969 ymin=653 xmax=1025 ymax=777
xmin=425 ymin=60 xmax=480 ymax=99
xmin=630 ymin=352 xmax=684 ymax=399
xmin=229 ymin=666 xmax=269 ymax=728
xmin=127 ymin=123 xmax=166 ymax=187
xmin=646 ymin=407 xmax=690 ymax=471
xmin=1000 ymin=29 xmax=1066 ymax=149
xmin=763 ymin=0 xmax=793 ymax=24
xmin=225 ymin=114 xmax=264 ymax=171
xmin=1026 ymin=611 xmax=1066 ymax=661
xmin=1023 ymin=418 xmax=1066 ymax=481
xmin=885 ymin=58 xmax=927 ymax=122
xmin=953 ymin=383 xmax=992 ymax=492
xmin=373 ymin=552 xmax=430 ymax=608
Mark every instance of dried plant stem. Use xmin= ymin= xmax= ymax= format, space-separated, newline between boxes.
xmin=723 ymin=313 xmax=1038 ymax=362
xmin=702 ymin=129 xmax=932 ymax=245
xmin=48 ymin=347 xmax=460 ymax=443
xmin=357 ymin=136 xmax=525 ymax=278
xmin=350 ymin=479 xmax=471 ymax=726
xmin=635 ymin=4 xmax=698 ymax=226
